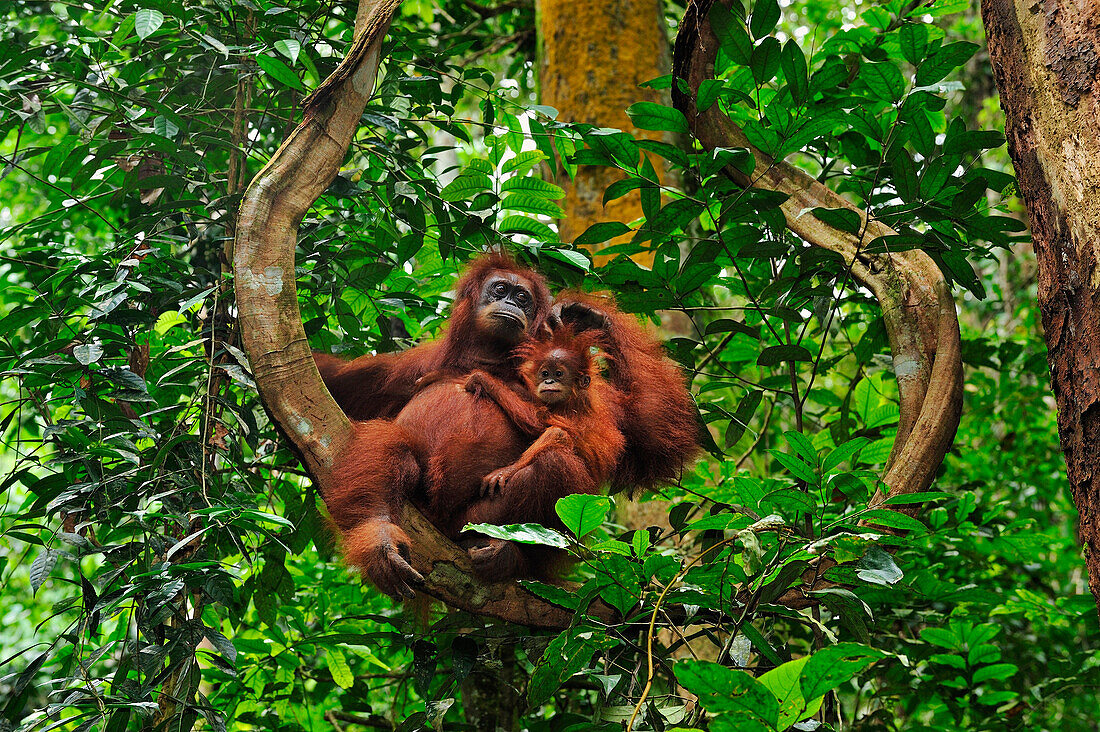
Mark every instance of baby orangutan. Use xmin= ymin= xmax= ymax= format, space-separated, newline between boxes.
xmin=452 ymin=326 xmax=625 ymax=578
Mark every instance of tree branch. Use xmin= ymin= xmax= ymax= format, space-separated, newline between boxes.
xmin=672 ymin=0 xmax=964 ymax=605
xmin=673 ymin=0 xmax=962 ymax=503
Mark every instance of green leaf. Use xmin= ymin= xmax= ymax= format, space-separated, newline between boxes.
xmin=503 ymin=150 xmax=547 ymax=174
xmin=73 ymin=343 xmax=103 ymax=365
xmin=520 ymin=580 xmax=579 ymax=610
xmin=739 ymin=622 xmax=785 ymax=666
xmin=856 ymin=546 xmax=904 ymax=585
xmin=135 ymin=8 xmax=164 ymax=40
xmin=499 ymin=215 xmax=556 ymax=240
xmin=697 ymin=79 xmax=727 ymax=112
xmin=706 ymin=318 xmax=760 ymax=338
xmin=811 ymin=207 xmax=862 ymax=235
xmin=920 ymin=626 xmax=961 ymax=650
xmin=603 ymin=178 xmax=645 ymax=205
xmin=750 ymin=36 xmax=782 ymax=85
xmin=463 ymin=523 xmax=571 ymax=548
xmin=274 ymin=39 xmax=301 ymax=65
xmin=326 ymin=648 xmax=354 ymax=689
xmin=771 ymin=449 xmax=818 ymax=485
xmin=863 ymin=62 xmax=905 ymax=102
xmin=943 ymin=130 xmax=1006 ymax=155
xmin=749 ymin=0 xmax=781 ymax=39
xmin=501 ymin=193 xmax=564 ymax=218
xmin=585 ymin=129 xmax=640 ymax=169
xmin=675 ymin=660 xmax=779 ymax=729
xmin=501 ymin=176 xmax=564 ymax=199
xmin=800 ymin=643 xmax=886 ymax=700
xmin=757 ymin=344 xmax=813 ymax=367
xmin=640 ymin=198 xmax=705 ymax=237
xmin=759 ymin=657 xmax=823 ymax=730
xmin=710 ymin=2 xmax=752 ymax=66
xmin=915 ymin=41 xmax=979 ymax=87
xmin=638 ymin=139 xmax=691 ymax=168
xmin=529 ymin=627 xmax=612 ymax=706
xmin=899 ymin=24 xmax=929 ymax=65
xmin=440 ymin=173 xmax=492 ymax=201
xmin=543 ymin=248 xmax=592 ymax=271
xmin=256 ymin=54 xmax=304 ymax=90
xmin=925 ymin=0 xmax=970 ymax=17
xmin=726 ymin=389 xmax=764 ymax=447
xmin=823 ymin=437 xmax=870 ymax=472
xmin=626 ymin=102 xmax=689 ymax=134
xmin=153 ymin=115 xmax=179 ymax=139
xmin=103 ymin=710 xmax=131 ymax=732
xmin=574 ymin=221 xmax=631 ymax=247
xmin=973 ymin=663 xmax=1018 ymax=683
xmin=590 ymin=538 xmax=631 ymax=555
xmin=930 ymin=652 xmax=967 ymax=669
xmin=237 ymin=509 xmax=294 ymax=529
xmin=467 ymin=158 xmax=494 ymax=174
xmin=30 ymin=549 xmax=57 ymax=594
xmin=780 ymin=40 xmax=808 ymax=104
xmin=858 ymin=509 xmax=927 ymax=534
xmin=880 ymin=490 xmax=951 ymax=506
xmin=555 ymin=494 xmax=611 ymax=538
xmin=783 ymin=431 xmax=818 ymax=466
xmin=810 ymin=56 xmax=849 ymax=95
xmin=154 ymin=311 xmax=188 ymax=335
xmin=859 ymin=437 xmax=894 ymax=464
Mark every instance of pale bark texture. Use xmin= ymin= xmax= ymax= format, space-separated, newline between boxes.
xmin=982 ymin=0 xmax=1100 ymax=615
xmin=232 ymin=0 xmax=612 ymax=628
xmin=538 ymin=0 xmax=668 ymax=263
xmin=674 ymin=0 xmax=964 ymax=603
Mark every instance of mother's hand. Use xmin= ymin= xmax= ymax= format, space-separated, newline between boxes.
xmin=550 ymin=299 xmax=609 ymax=332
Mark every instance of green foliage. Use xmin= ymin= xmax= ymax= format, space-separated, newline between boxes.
xmin=0 ymin=0 xmax=1095 ymax=730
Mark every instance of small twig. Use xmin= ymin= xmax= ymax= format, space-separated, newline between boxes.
xmin=329 ymin=710 xmax=395 ymax=729
xmin=735 ymin=399 xmax=775 ymax=469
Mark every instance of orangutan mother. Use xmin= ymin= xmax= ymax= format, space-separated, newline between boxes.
xmin=313 ymin=253 xmax=698 ymax=597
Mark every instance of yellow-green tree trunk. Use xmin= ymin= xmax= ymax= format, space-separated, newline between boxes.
xmin=538 ymin=0 xmax=669 ymax=264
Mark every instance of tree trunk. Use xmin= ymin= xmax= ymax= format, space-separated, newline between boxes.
xmin=538 ymin=0 xmax=669 ymax=264
xmin=982 ymin=0 xmax=1100 ymax=616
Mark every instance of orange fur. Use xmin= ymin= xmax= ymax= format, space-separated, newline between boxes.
xmin=456 ymin=326 xmax=626 ymax=579
xmin=317 ymin=254 xmax=552 ymax=597
xmin=312 ymin=258 xmax=699 ymax=597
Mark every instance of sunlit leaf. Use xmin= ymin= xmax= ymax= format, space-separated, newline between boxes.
xmin=256 ymin=54 xmax=304 ymax=90
xmin=555 ymin=494 xmax=610 ymax=538
xmin=135 ymin=8 xmax=164 ymax=40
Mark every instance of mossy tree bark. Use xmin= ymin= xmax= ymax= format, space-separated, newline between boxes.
xmin=538 ymin=0 xmax=669 ymax=264
xmin=982 ymin=0 xmax=1100 ymax=617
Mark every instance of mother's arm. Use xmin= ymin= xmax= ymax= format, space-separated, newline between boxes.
xmin=553 ymin=292 xmax=701 ymax=493
xmin=313 ymin=340 xmax=441 ymax=420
